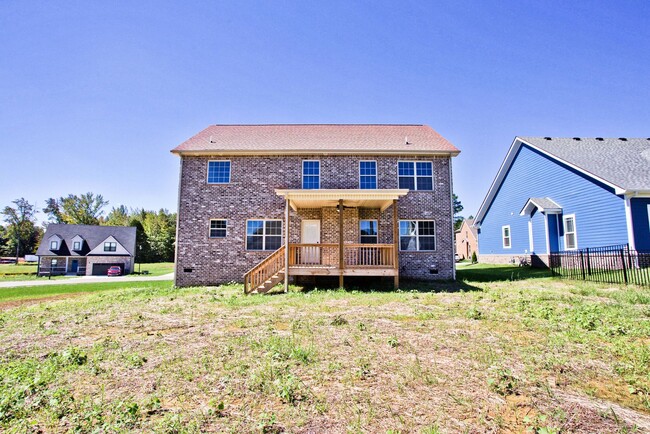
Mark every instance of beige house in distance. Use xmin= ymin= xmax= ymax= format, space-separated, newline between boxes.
xmin=455 ymin=218 xmax=478 ymax=260
xmin=171 ymin=124 xmax=460 ymax=293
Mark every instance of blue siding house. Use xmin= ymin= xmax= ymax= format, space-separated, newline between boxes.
xmin=474 ymin=137 xmax=650 ymax=265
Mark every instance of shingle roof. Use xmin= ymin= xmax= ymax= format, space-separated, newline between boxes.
xmin=520 ymin=137 xmax=650 ymax=191
xmin=171 ymin=124 xmax=460 ymax=155
xmin=36 ymin=224 xmax=137 ymax=257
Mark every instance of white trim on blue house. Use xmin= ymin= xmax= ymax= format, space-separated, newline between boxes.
xmin=528 ymin=220 xmax=534 ymax=252
xmin=502 ymin=225 xmax=511 ymax=249
xmin=624 ymin=196 xmax=636 ymax=251
xmin=563 ymin=214 xmax=577 ymax=250
xmin=544 ymin=215 xmax=550 ymax=254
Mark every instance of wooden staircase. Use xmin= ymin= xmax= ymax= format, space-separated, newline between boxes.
xmin=243 ymin=246 xmax=286 ymax=294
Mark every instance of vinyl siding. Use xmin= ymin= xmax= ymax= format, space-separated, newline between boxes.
xmin=631 ymin=198 xmax=650 ymax=252
xmin=531 ymin=210 xmax=547 ymax=253
xmin=480 ymin=145 xmax=628 ymax=255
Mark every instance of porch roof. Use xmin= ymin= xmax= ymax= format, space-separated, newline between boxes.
xmin=275 ymin=189 xmax=408 ymax=212
xmin=520 ymin=197 xmax=562 ymax=216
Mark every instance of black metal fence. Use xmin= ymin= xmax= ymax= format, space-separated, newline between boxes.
xmin=549 ymin=244 xmax=650 ymax=287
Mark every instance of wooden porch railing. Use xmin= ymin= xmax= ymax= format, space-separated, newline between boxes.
xmin=344 ymin=244 xmax=395 ymax=267
xmin=243 ymin=245 xmax=286 ymax=294
xmin=288 ymin=243 xmax=395 ymax=268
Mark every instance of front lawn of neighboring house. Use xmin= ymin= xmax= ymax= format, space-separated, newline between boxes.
xmin=0 ymin=271 xmax=649 ymax=432
xmin=457 ymin=262 xmax=554 ymax=282
xmin=0 ymin=262 xmax=174 ymax=281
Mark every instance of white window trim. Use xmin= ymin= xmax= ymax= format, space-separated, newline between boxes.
xmin=104 ymin=242 xmax=117 ymax=252
xmin=502 ymin=225 xmax=511 ymax=249
xmin=245 ymin=219 xmax=283 ymax=251
xmin=399 ymin=219 xmax=436 ymax=251
xmin=397 ymin=161 xmax=434 ymax=191
xmin=73 ymin=241 xmax=81 ymax=251
xmin=563 ymin=214 xmax=578 ymax=251
xmin=50 ymin=241 xmax=58 ymax=250
xmin=302 ymin=160 xmax=321 ymax=189
xmin=358 ymin=160 xmax=378 ymax=189
xmin=209 ymin=219 xmax=228 ymax=239
xmin=206 ymin=160 xmax=231 ymax=184
xmin=647 ymin=204 xmax=650 ymax=233
xmin=359 ymin=219 xmax=379 ymax=243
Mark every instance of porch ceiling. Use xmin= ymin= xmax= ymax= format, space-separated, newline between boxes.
xmin=275 ymin=189 xmax=408 ymax=212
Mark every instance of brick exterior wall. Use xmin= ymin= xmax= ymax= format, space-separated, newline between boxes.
xmin=175 ymin=155 xmax=455 ymax=286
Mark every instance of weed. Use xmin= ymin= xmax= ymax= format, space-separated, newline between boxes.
xmin=466 ymin=306 xmax=484 ymax=320
xmin=387 ymin=336 xmax=399 ymax=348
xmin=487 ymin=367 xmax=519 ymax=396
xmin=331 ymin=314 xmax=348 ymax=326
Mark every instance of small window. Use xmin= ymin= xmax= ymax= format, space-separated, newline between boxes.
xmin=73 ymin=241 xmax=81 ymax=251
xmin=209 ymin=219 xmax=227 ymax=238
xmin=563 ymin=215 xmax=577 ymax=250
xmin=398 ymin=161 xmax=433 ymax=190
xmin=359 ymin=161 xmax=377 ymax=189
xmin=360 ymin=220 xmax=378 ymax=244
xmin=399 ymin=220 xmax=436 ymax=251
xmin=246 ymin=220 xmax=282 ymax=251
xmin=302 ymin=161 xmax=320 ymax=189
xmin=207 ymin=161 xmax=231 ymax=184
xmin=104 ymin=242 xmax=117 ymax=252
xmin=502 ymin=225 xmax=511 ymax=249
xmin=51 ymin=259 xmax=58 ymax=266
xmin=50 ymin=240 xmax=58 ymax=250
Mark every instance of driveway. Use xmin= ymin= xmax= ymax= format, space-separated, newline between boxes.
xmin=0 ymin=273 xmax=174 ymax=289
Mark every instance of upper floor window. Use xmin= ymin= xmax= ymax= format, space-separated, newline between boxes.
xmin=104 ymin=242 xmax=117 ymax=252
xmin=399 ymin=220 xmax=436 ymax=251
xmin=563 ymin=215 xmax=577 ymax=250
xmin=246 ymin=220 xmax=282 ymax=251
xmin=359 ymin=161 xmax=377 ymax=189
xmin=209 ymin=219 xmax=227 ymax=238
xmin=398 ymin=161 xmax=433 ymax=190
xmin=50 ymin=240 xmax=58 ymax=250
xmin=207 ymin=161 xmax=231 ymax=184
xmin=502 ymin=225 xmax=511 ymax=249
xmin=360 ymin=220 xmax=378 ymax=244
xmin=73 ymin=241 xmax=81 ymax=251
xmin=302 ymin=161 xmax=320 ymax=189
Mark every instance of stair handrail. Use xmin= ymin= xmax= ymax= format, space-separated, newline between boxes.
xmin=243 ymin=245 xmax=286 ymax=294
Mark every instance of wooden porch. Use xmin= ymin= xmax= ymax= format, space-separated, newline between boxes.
xmin=243 ymin=188 xmax=408 ymax=294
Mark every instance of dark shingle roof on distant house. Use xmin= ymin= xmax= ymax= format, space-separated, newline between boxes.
xmin=519 ymin=137 xmax=650 ymax=192
xmin=35 ymin=224 xmax=137 ymax=257
xmin=171 ymin=124 xmax=460 ymax=156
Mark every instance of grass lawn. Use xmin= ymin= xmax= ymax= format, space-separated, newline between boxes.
xmin=0 ymin=262 xmax=173 ymax=282
xmin=457 ymin=262 xmax=554 ymax=282
xmin=135 ymin=262 xmax=175 ymax=276
xmin=0 ymin=275 xmax=649 ymax=432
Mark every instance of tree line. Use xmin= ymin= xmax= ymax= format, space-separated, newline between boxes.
xmin=1 ymin=193 xmax=176 ymax=263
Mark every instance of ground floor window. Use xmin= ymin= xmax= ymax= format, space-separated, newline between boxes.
xmin=399 ymin=220 xmax=435 ymax=251
xmin=502 ymin=225 xmax=511 ymax=249
xmin=246 ymin=220 xmax=282 ymax=250
xmin=209 ymin=219 xmax=227 ymax=238
xmin=360 ymin=220 xmax=378 ymax=244
xmin=563 ymin=214 xmax=577 ymax=250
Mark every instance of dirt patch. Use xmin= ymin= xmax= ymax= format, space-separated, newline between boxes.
xmin=0 ymin=292 xmax=87 ymax=311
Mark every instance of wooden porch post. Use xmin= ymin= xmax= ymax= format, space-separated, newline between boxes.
xmin=393 ymin=199 xmax=399 ymax=289
xmin=284 ymin=199 xmax=290 ymax=293
xmin=338 ymin=199 xmax=344 ymax=288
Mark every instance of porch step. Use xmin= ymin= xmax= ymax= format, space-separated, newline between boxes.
xmin=254 ymin=271 xmax=285 ymax=294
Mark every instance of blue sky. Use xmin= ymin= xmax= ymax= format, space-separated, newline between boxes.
xmin=1 ymin=1 xmax=649 ymax=221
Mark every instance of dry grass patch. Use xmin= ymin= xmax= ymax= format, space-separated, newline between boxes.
xmin=0 ymin=279 xmax=649 ymax=432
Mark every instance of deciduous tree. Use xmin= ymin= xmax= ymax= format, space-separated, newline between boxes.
xmin=2 ymin=198 xmax=40 ymax=260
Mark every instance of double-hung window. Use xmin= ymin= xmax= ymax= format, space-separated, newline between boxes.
xmin=73 ymin=241 xmax=81 ymax=251
xmin=209 ymin=219 xmax=227 ymax=238
xmin=398 ymin=161 xmax=433 ymax=190
xmin=207 ymin=161 xmax=231 ymax=184
xmin=563 ymin=215 xmax=577 ymax=250
xmin=246 ymin=220 xmax=282 ymax=251
xmin=302 ymin=161 xmax=320 ymax=189
xmin=50 ymin=240 xmax=58 ymax=250
xmin=360 ymin=220 xmax=378 ymax=244
xmin=502 ymin=225 xmax=511 ymax=249
xmin=104 ymin=242 xmax=117 ymax=252
xmin=399 ymin=220 xmax=436 ymax=251
xmin=359 ymin=161 xmax=377 ymax=189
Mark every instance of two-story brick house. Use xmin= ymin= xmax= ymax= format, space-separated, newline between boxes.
xmin=172 ymin=124 xmax=460 ymax=292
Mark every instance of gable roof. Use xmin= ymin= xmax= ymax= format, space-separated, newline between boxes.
xmin=520 ymin=197 xmax=562 ymax=216
xmin=474 ymin=137 xmax=650 ymax=226
xmin=36 ymin=224 xmax=137 ymax=257
xmin=171 ymin=124 xmax=460 ymax=156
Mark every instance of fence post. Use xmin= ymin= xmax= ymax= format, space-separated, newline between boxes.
xmin=580 ymin=251 xmax=586 ymax=280
xmin=620 ymin=249 xmax=628 ymax=284
xmin=586 ymin=247 xmax=591 ymax=276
